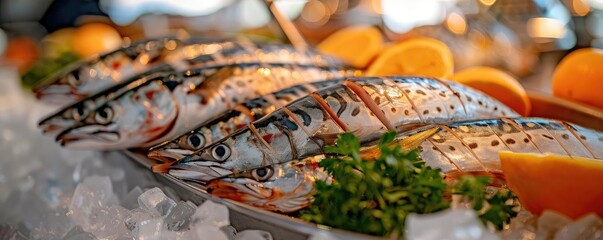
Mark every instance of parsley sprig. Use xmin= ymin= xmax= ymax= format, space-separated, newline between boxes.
xmin=301 ymin=132 xmax=519 ymax=237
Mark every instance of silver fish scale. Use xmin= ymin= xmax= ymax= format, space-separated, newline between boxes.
xmin=447 ymin=121 xmax=508 ymax=171
xmin=317 ymin=85 xmax=386 ymax=141
xmin=514 ymin=119 xmax=568 ymax=155
xmin=427 ymin=127 xmax=486 ymax=171
xmin=566 ymin=123 xmax=603 ymax=158
xmin=448 ymin=83 xmax=516 ymax=119
xmin=487 ymin=120 xmax=540 ymax=153
xmin=537 ymin=120 xmax=594 ymax=158
xmin=400 ymin=118 xmax=603 ymax=175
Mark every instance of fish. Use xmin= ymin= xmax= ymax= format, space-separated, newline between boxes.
xmin=171 ymin=117 xmax=603 ymax=212
xmin=147 ymin=79 xmax=344 ymax=162
xmin=38 ymin=44 xmax=348 ymax=135
xmin=165 ymin=76 xmax=520 ymax=183
xmin=33 ymin=37 xmax=344 ymax=105
xmin=53 ymin=63 xmax=359 ymax=150
xmin=388 ymin=117 xmax=603 ymax=176
xmin=175 ymin=156 xmax=330 ymax=212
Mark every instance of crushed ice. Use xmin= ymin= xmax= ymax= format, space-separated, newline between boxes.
xmin=0 ymin=68 xmax=271 ymax=239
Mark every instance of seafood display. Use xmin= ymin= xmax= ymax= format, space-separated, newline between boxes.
xmin=38 ymin=43 xmax=349 ymax=135
xmin=34 ymin=38 xmax=345 ymax=105
xmin=50 ymin=63 xmax=358 ymax=149
xmin=148 ymin=79 xmax=344 ymax=162
xmin=164 ymin=76 xmax=519 ymax=183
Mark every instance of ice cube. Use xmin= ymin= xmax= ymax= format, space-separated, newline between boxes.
xmin=554 ymin=214 xmax=603 ymax=240
xmin=30 ymin=207 xmax=75 ymax=240
xmin=121 ymin=186 xmax=143 ymax=210
xmin=138 ymin=187 xmax=176 ymax=216
xmin=69 ymin=184 xmax=105 ymax=229
xmin=535 ymin=210 xmax=571 ymax=238
xmin=133 ymin=218 xmax=163 ymax=240
xmin=235 ymin=230 xmax=273 ymax=240
xmin=406 ymin=209 xmax=500 ymax=240
xmin=164 ymin=201 xmax=196 ymax=231
xmin=192 ymin=200 xmax=229 ymax=228
xmin=62 ymin=226 xmax=97 ymax=240
xmin=87 ymin=205 xmax=131 ymax=239
xmin=193 ymin=223 xmax=228 ymax=240
xmin=221 ymin=225 xmax=237 ymax=240
xmin=125 ymin=208 xmax=155 ymax=231
xmin=81 ymin=176 xmax=118 ymax=205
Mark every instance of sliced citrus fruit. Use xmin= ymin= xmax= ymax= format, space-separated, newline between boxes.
xmin=317 ymin=26 xmax=383 ymax=69
xmin=365 ymin=37 xmax=454 ymax=79
xmin=552 ymin=48 xmax=603 ymax=110
xmin=499 ymin=151 xmax=603 ymax=219
xmin=452 ymin=66 xmax=531 ymax=116
xmin=73 ymin=23 xmax=122 ymax=58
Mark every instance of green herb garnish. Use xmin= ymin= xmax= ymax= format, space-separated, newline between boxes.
xmin=301 ymin=132 xmax=519 ymax=237
xmin=21 ymin=51 xmax=80 ymax=88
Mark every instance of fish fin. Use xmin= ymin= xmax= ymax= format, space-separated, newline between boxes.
xmin=151 ymin=162 xmax=173 ymax=173
xmin=393 ymin=127 xmax=440 ymax=152
xmin=395 ymin=123 xmax=428 ymax=133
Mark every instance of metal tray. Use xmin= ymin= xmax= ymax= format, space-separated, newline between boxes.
xmin=121 ymin=92 xmax=603 ymax=240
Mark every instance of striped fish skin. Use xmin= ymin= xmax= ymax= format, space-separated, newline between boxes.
xmin=53 ymin=63 xmax=359 ymax=150
xmin=34 ymin=38 xmax=345 ymax=105
xmin=38 ymin=44 xmax=347 ymax=136
xmin=393 ymin=118 xmax=603 ymax=175
xmin=168 ymin=76 xmax=519 ymax=182
xmin=147 ymin=80 xmax=344 ymax=162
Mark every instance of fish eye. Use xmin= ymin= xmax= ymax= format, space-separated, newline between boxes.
xmin=94 ymin=107 xmax=114 ymax=124
xmin=67 ymin=73 xmax=81 ymax=87
xmin=180 ymin=132 xmax=205 ymax=150
xmin=211 ymin=144 xmax=231 ymax=161
xmin=72 ymin=105 xmax=86 ymax=121
xmin=251 ymin=166 xmax=274 ymax=181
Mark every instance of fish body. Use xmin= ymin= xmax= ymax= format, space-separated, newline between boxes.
xmin=393 ymin=118 xmax=603 ymax=175
xmin=53 ymin=63 xmax=358 ymax=149
xmin=190 ymin=118 xmax=603 ymax=213
xmin=168 ymin=76 xmax=519 ymax=183
xmin=34 ymin=38 xmax=344 ymax=105
xmin=147 ymin=79 xmax=344 ymax=162
xmin=38 ymin=44 xmax=347 ymax=135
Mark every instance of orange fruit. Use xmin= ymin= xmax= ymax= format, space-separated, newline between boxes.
xmin=317 ymin=26 xmax=383 ymax=68
xmin=452 ymin=66 xmax=531 ymax=116
xmin=72 ymin=23 xmax=122 ymax=58
xmin=365 ymin=37 xmax=454 ymax=79
xmin=3 ymin=36 xmax=41 ymax=73
xmin=552 ymin=48 xmax=603 ymax=110
xmin=500 ymin=151 xmax=603 ymax=219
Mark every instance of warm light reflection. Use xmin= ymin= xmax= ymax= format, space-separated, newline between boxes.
xmin=382 ymin=0 xmax=446 ymax=33
xmin=527 ymin=17 xmax=565 ymax=39
xmin=479 ymin=0 xmax=496 ymax=6
xmin=301 ymin=0 xmax=330 ymax=25
xmin=572 ymin=0 xmax=591 ymax=16
xmin=446 ymin=12 xmax=467 ymax=35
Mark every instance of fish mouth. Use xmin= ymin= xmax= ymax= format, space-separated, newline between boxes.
xmin=55 ymin=126 xmax=120 ymax=149
xmin=39 ymin=118 xmax=78 ymax=135
xmin=147 ymin=148 xmax=194 ymax=163
xmin=167 ymin=161 xmax=234 ymax=183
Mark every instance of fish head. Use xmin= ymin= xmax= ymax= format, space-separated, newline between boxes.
xmin=147 ymin=129 xmax=212 ymax=162
xmin=55 ymin=79 xmax=178 ymax=149
xmin=33 ymin=65 xmax=90 ymax=105
xmin=208 ymin=158 xmax=328 ymax=213
xmin=166 ymin=127 xmax=275 ymax=182
xmin=38 ymin=95 xmax=107 ymax=135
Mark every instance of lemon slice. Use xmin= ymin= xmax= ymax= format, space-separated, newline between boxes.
xmin=317 ymin=26 xmax=383 ymax=69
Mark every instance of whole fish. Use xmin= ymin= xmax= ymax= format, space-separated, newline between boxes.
xmin=175 ymin=157 xmax=329 ymax=212
xmin=165 ymin=76 xmax=520 ymax=183
xmin=53 ymin=63 xmax=359 ymax=149
xmin=34 ymin=38 xmax=344 ymax=105
xmin=171 ymin=117 xmax=603 ymax=212
xmin=39 ymin=44 xmax=347 ymax=135
xmin=388 ymin=117 xmax=603 ymax=175
xmin=147 ymin=79 xmax=344 ymax=162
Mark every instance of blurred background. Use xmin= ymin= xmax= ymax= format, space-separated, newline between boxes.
xmin=1 ymin=0 xmax=602 ymax=90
